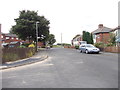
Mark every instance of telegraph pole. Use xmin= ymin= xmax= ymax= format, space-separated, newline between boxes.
xmin=0 ymin=24 xmax=2 ymax=64
xmin=61 ymin=33 xmax=62 ymax=46
xmin=36 ymin=22 xmax=39 ymax=52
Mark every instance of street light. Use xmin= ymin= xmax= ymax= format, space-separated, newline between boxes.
xmin=36 ymin=21 xmax=39 ymax=52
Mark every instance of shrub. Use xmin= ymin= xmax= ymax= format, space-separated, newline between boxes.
xmin=26 ymin=48 xmax=35 ymax=57
xmin=106 ymin=43 xmax=116 ymax=47
xmin=41 ymin=46 xmax=46 ymax=48
xmin=26 ymin=51 xmax=33 ymax=57
xmin=94 ymin=42 xmax=105 ymax=48
xmin=18 ymin=45 xmax=26 ymax=48
xmin=75 ymin=45 xmax=79 ymax=49
xmin=23 ymin=43 xmax=30 ymax=47
xmin=28 ymin=44 xmax=35 ymax=48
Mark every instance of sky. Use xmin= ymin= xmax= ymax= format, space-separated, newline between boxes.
xmin=0 ymin=0 xmax=119 ymax=44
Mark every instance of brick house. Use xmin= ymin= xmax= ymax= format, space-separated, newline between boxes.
xmin=92 ymin=24 xmax=112 ymax=44
xmin=1 ymin=31 xmax=44 ymax=47
xmin=71 ymin=34 xmax=82 ymax=46
xmin=1 ymin=33 xmax=21 ymax=44
xmin=111 ymin=26 xmax=120 ymax=46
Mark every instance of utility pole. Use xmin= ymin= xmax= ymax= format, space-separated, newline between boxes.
xmin=0 ymin=24 xmax=1 ymax=45
xmin=36 ymin=21 xmax=39 ymax=52
xmin=0 ymin=24 xmax=1 ymax=48
xmin=61 ymin=33 xmax=62 ymax=46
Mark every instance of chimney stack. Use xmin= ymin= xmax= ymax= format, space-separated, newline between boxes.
xmin=98 ymin=24 xmax=103 ymax=29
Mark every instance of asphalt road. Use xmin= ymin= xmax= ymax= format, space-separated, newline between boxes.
xmin=1 ymin=47 xmax=118 ymax=88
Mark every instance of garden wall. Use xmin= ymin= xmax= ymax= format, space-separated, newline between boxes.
xmin=104 ymin=46 xmax=120 ymax=53
xmin=2 ymin=47 xmax=35 ymax=63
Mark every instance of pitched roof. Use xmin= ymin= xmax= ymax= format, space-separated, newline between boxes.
xmin=2 ymin=33 xmax=17 ymax=37
xmin=92 ymin=27 xmax=112 ymax=34
xmin=111 ymin=26 xmax=120 ymax=32
xmin=72 ymin=34 xmax=81 ymax=40
xmin=5 ymin=33 xmax=17 ymax=37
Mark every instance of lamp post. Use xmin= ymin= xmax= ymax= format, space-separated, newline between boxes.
xmin=36 ymin=21 xmax=39 ymax=52
xmin=61 ymin=33 xmax=62 ymax=47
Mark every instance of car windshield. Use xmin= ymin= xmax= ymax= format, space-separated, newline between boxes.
xmin=86 ymin=44 xmax=95 ymax=48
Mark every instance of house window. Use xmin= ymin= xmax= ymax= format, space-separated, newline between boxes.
xmin=6 ymin=37 xmax=10 ymax=39
xmin=1 ymin=35 xmax=3 ymax=38
xmin=93 ymin=35 xmax=95 ymax=39
xmin=97 ymin=35 xmax=100 ymax=38
xmin=12 ymin=37 xmax=14 ymax=39
xmin=77 ymin=38 xmax=80 ymax=41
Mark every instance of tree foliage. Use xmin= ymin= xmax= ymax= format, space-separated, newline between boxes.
xmin=47 ymin=34 xmax=56 ymax=45
xmin=90 ymin=33 xmax=94 ymax=44
xmin=82 ymin=31 xmax=94 ymax=44
xmin=109 ymin=32 xmax=116 ymax=44
xmin=10 ymin=10 xmax=50 ymax=43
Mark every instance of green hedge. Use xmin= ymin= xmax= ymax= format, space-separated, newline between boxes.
xmin=75 ymin=45 xmax=79 ymax=49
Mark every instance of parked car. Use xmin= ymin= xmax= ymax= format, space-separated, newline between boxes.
xmin=79 ymin=41 xmax=87 ymax=45
xmin=79 ymin=44 xmax=100 ymax=54
xmin=46 ymin=46 xmax=50 ymax=49
xmin=1 ymin=43 xmax=9 ymax=48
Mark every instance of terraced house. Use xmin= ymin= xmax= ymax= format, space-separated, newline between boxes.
xmin=92 ymin=24 xmax=112 ymax=44
xmin=1 ymin=33 xmax=20 ymax=44
xmin=71 ymin=34 xmax=82 ymax=46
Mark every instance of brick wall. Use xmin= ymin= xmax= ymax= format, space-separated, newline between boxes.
xmin=96 ymin=33 xmax=110 ymax=44
xmin=37 ymin=42 xmax=44 ymax=47
xmin=104 ymin=46 xmax=120 ymax=53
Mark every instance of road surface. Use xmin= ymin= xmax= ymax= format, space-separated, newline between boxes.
xmin=1 ymin=47 xmax=118 ymax=88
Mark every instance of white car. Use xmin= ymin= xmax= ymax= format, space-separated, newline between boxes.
xmin=79 ymin=44 xmax=100 ymax=54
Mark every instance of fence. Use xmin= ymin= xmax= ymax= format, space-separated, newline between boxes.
xmin=2 ymin=47 xmax=35 ymax=63
xmin=104 ymin=46 xmax=120 ymax=53
xmin=64 ymin=46 xmax=75 ymax=49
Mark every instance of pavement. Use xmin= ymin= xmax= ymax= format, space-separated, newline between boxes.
xmin=0 ymin=48 xmax=48 ymax=70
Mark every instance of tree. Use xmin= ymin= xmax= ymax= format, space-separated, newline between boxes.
xmin=90 ymin=33 xmax=94 ymax=44
xmin=47 ymin=34 xmax=56 ymax=45
xmin=10 ymin=10 xmax=50 ymax=43
xmin=82 ymin=31 xmax=87 ymax=41
xmin=109 ymin=32 xmax=116 ymax=44
xmin=82 ymin=31 xmax=94 ymax=44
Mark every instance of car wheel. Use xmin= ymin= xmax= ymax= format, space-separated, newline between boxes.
xmin=80 ymin=50 xmax=82 ymax=53
xmin=96 ymin=52 xmax=99 ymax=54
xmin=85 ymin=50 xmax=89 ymax=54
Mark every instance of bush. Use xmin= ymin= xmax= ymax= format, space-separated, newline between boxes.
xmin=26 ymin=50 xmax=33 ymax=57
xmin=28 ymin=44 xmax=35 ymax=48
xmin=63 ymin=43 xmax=71 ymax=46
xmin=18 ymin=45 xmax=26 ymax=48
xmin=75 ymin=45 xmax=79 ymax=49
xmin=94 ymin=42 xmax=105 ymax=48
xmin=23 ymin=43 xmax=30 ymax=47
xmin=41 ymin=46 xmax=46 ymax=48
xmin=106 ymin=43 xmax=116 ymax=47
